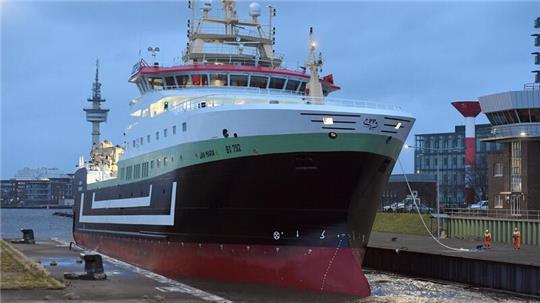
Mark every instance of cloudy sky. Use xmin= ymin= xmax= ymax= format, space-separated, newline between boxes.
xmin=1 ymin=0 xmax=538 ymax=178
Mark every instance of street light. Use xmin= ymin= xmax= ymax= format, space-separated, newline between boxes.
xmin=403 ymin=143 xmax=463 ymax=239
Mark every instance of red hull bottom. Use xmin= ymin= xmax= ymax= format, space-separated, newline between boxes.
xmin=74 ymin=232 xmax=370 ymax=297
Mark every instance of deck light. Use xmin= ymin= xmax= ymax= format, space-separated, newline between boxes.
xmin=394 ymin=122 xmax=402 ymax=129
xmin=520 ymin=131 xmax=528 ymax=137
xmin=323 ymin=117 xmax=333 ymax=125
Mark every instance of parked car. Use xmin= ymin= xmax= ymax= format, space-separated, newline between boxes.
xmin=468 ymin=200 xmax=488 ymax=209
xmin=383 ymin=202 xmax=399 ymax=212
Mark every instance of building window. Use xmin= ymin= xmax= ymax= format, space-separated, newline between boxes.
xmin=494 ymin=195 xmax=503 ymax=208
xmin=182 ymin=122 xmax=187 ymax=132
xmin=493 ymin=162 xmax=503 ymax=177
xmin=172 ymin=125 xmax=177 ymax=135
xmin=511 ymin=141 xmax=522 ymax=192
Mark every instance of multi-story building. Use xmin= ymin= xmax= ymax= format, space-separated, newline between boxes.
xmin=0 ymin=167 xmax=74 ymax=206
xmin=414 ymin=124 xmax=502 ymax=208
xmin=478 ymin=16 xmax=540 ymax=214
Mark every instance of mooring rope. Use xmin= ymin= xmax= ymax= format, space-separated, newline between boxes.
xmin=320 ymin=238 xmax=343 ymax=291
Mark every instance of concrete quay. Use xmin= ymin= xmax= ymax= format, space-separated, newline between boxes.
xmin=2 ymin=239 xmax=359 ymax=303
xmin=364 ymin=232 xmax=540 ymax=297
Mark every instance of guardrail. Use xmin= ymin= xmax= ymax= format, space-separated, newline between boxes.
xmin=165 ymin=93 xmax=405 ymax=113
xmin=444 ymin=208 xmax=540 ymax=220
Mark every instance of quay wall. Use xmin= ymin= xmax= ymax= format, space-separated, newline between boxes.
xmin=363 ymin=247 xmax=540 ymax=296
xmin=447 ymin=217 xmax=539 ymax=246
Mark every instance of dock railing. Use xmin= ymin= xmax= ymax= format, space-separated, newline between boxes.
xmin=444 ymin=208 xmax=540 ymax=220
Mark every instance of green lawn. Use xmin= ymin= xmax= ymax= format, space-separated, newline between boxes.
xmin=0 ymin=240 xmax=64 ymax=289
xmin=372 ymin=212 xmax=435 ymax=236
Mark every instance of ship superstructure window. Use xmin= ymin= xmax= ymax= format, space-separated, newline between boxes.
xmin=150 ymin=160 xmax=154 ymax=169
xmin=182 ymin=122 xmax=187 ymax=132
xmin=147 ymin=135 xmax=151 ymax=143
xmin=176 ymin=75 xmax=191 ymax=87
xmin=133 ymin=164 xmax=141 ymax=179
xmin=164 ymin=157 xmax=168 ymax=166
xmin=157 ymin=159 xmax=161 ymax=168
xmin=269 ymin=77 xmax=286 ymax=90
xmin=249 ymin=76 xmax=268 ymax=89
xmin=298 ymin=81 xmax=307 ymax=93
xmin=172 ymin=125 xmax=177 ymax=135
xmin=163 ymin=128 xmax=168 ymax=138
xmin=164 ymin=76 xmax=176 ymax=89
xmin=210 ymin=73 xmax=228 ymax=86
xmin=126 ymin=166 xmax=133 ymax=180
xmin=148 ymin=77 xmax=164 ymax=90
xmin=120 ymin=168 xmax=125 ymax=180
xmin=285 ymin=79 xmax=300 ymax=92
xmin=140 ymin=137 xmax=144 ymax=146
xmin=192 ymin=74 xmax=208 ymax=86
xmin=156 ymin=131 xmax=160 ymax=140
xmin=230 ymin=74 xmax=248 ymax=87
xmin=142 ymin=162 xmax=149 ymax=177
xmin=132 ymin=140 xmax=136 ymax=148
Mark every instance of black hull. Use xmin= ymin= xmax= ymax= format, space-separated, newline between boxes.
xmin=74 ymin=151 xmax=393 ymax=249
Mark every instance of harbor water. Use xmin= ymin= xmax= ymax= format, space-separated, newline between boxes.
xmin=0 ymin=209 xmax=529 ymax=302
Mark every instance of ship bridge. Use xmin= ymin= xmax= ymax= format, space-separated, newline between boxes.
xmin=128 ymin=0 xmax=339 ymax=99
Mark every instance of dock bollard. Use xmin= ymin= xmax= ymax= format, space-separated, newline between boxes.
xmin=64 ymin=253 xmax=107 ymax=280
xmin=11 ymin=229 xmax=36 ymax=244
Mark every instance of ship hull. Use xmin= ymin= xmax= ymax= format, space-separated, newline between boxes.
xmin=74 ymin=232 xmax=370 ymax=296
xmin=74 ymin=147 xmax=397 ymax=297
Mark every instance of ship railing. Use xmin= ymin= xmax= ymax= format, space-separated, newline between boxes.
xmin=444 ymin=208 xmax=540 ymax=220
xmin=167 ymin=93 xmax=404 ymax=113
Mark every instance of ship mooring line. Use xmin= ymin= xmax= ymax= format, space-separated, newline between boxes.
xmin=51 ymin=238 xmax=233 ymax=303
xmin=397 ymin=160 xmax=473 ymax=253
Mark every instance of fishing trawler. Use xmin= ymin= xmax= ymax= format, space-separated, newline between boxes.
xmin=73 ymin=1 xmax=414 ymax=297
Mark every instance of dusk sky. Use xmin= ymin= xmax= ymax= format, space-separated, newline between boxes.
xmin=1 ymin=0 xmax=538 ymax=178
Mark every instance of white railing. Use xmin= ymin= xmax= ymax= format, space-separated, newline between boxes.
xmin=165 ymin=93 xmax=404 ymax=113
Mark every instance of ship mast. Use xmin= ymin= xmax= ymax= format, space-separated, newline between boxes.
xmin=305 ymin=27 xmax=324 ymax=104
xmin=183 ymin=0 xmax=281 ymax=67
xmin=83 ymin=60 xmax=109 ymax=148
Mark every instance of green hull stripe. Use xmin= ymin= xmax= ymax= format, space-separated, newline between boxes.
xmin=88 ymin=133 xmax=403 ymax=190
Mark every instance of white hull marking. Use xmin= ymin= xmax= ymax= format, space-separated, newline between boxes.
xmin=79 ymin=182 xmax=176 ymax=226
xmin=91 ymin=185 xmax=153 ymax=209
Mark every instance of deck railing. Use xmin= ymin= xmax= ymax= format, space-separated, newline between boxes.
xmin=165 ymin=92 xmax=405 ymax=113
xmin=444 ymin=208 xmax=540 ymax=220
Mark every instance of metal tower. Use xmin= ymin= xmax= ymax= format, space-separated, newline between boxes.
xmin=83 ymin=60 xmax=109 ymax=148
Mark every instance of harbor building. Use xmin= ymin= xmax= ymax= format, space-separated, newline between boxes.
xmin=479 ymin=16 xmax=540 ymax=214
xmin=414 ymin=125 xmax=502 ymax=208
xmin=0 ymin=167 xmax=74 ymax=206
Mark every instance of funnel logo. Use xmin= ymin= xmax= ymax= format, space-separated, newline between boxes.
xmin=363 ymin=118 xmax=378 ymax=130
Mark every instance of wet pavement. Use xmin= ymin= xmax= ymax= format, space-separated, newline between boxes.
xmin=1 ymin=238 xmax=535 ymax=302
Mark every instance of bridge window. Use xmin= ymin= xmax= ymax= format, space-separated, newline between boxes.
xmin=249 ymin=76 xmax=268 ymax=89
xmin=269 ymin=77 xmax=285 ymax=90
xmin=147 ymin=77 xmax=164 ymax=90
xmin=176 ymin=75 xmax=191 ymax=87
xmin=285 ymin=79 xmax=300 ymax=92
xmin=230 ymin=74 xmax=248 ymax=87
xmin=210 ymin=73 xmax=228 ymax=86
xmin=298 ymin=81 xmax=307 ymax=94
xmin=164 ymin=76 xmax=176 ymax=89
xmin=192 ymin=74 xmax=208 ymax=86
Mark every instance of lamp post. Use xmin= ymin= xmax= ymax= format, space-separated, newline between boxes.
xmin=404 ymin=144 xmax=463 ymax=239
